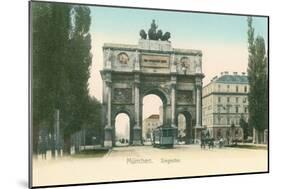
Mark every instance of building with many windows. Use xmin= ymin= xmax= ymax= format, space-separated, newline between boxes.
xmin=202 ymin=71 xmax=249 ymax=140
xmin=142 ymin=114 xmax=161 ymax=140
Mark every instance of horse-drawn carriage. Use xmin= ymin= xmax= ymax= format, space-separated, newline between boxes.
xmin=200 ymin=129 xmax=225 ymax=149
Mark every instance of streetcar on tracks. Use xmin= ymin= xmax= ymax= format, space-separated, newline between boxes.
xmin=152 ymin=125 xmax=176 ymax=148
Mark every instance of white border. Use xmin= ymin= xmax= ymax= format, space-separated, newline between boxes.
xmin=0 ymin=0 xmax=279 ymax=189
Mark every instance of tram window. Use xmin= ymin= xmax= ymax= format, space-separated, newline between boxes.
xmin=163 ymin=130 xmax=166 ymax=137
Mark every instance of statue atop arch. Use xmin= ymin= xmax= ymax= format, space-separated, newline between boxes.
xmin=139 ymin=19 xmax=171 ymax=41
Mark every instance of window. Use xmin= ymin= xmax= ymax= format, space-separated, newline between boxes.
xmin=227 ymin=85 xmax=230 ymax=91
xmin=227 ymin=97 xmax=230 ymax=103
xmin=243 ymin=97 xmax=247 ymax=103
xmin=218 ymin=97 xmax=221 ymax=103
xmin=236 ymin=97 xmax=239 ymax=103
xmin=227 ymin=118 xmax=230 ymax=125
xmin=236 ymin=86 xmax=239 ymax=92
xmin=236 ymin=106 xmax=239 ymax=113
xmin=245 ymin=107 xmax=248 ymax=113
xmin=244 ymin=86 xmax=247 ymax=92
xmin=218 ymin=84 xmax=221 ymax=91
xmin=226 ymin=106 xmax=230 ymax=113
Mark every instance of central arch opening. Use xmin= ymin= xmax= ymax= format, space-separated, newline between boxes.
xmin=176 ymin=112 xmax=193 ymax=144
xmin=142 ymin=94 xmax=163 ymax=145
xmin=115 ymin=113 xmax=130 ymax=147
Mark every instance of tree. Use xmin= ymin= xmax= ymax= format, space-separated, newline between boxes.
xmin=32 ymin=3 xmax=71 ymax=154
xmin=61 ymin=5 xmax=93 ymax=154
xmin=239 ymin=114 xmax=250 ymax=141
xmin=32 ymin=2 xmax=49 ymax=154
xmin=247 ymin=17 xmax=268 ymax=144
xmin=32 ymin=3 xmax=100 ymax=156
xmin=230 ymin=123 xmax=236 ymax=144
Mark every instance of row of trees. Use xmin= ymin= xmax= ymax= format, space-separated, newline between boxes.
xmin=32 ymin=2 xmax=101 ymax=155
xmin=247 ymin=17 xmax=268 ymax=144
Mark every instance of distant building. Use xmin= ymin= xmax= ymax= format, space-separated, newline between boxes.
xmin=160 ymin=106 xmax=186 ymax=140
xmin=143 ymin=114 xmax=160 ymax=140
xmin=177 ymin=114 xmax=186 ymax=138
xmin=202 ymin=71 xmax=249 ymax=140
xmin=116 ymin=123 xmax=129 ymax=140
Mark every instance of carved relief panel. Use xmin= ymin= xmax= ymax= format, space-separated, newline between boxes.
xmin=177 ymin=90 xmax=193 ymax=104
xmin=113 ymin=88 xmax=132 ymax=103
xmin=175 ymin=55 xmax=197 ymax=74
xmin=109 ymin=50 xmax=135 ymax=71
xmin=117 ymin=52 xmax=129 ymax=64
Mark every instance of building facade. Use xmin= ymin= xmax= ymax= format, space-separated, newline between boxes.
xmin=202 ymin=71 xmax=249 ymax=140
xmin=142 ymin=114 xmax=161 ymax=140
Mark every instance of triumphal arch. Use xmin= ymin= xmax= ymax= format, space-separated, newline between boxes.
xmin=101 ymin=21 xmax=204 ymax=147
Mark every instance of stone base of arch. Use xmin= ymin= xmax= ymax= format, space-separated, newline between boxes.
xmin=104 ymin=127 xmax=113 ymax=147
xmin=194 ymin=126 xmax=203 ymax=144
xmin=132 ymin=126 xmax=142 ymax=145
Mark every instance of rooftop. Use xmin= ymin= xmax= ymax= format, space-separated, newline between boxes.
xmin=209 ymin=71 xmax=248 ymax=84
xmin=103 ymin=40 xmax=202 ymax=55
xmin=146 ymin=114 xmax=160 ymax=120
xmin=215 ymin=75 xmax=248 ymax=84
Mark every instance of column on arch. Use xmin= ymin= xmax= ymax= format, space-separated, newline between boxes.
xmin=133 ymin=74 xmax=141 ymax=145
xmin=170 ymin=74 xmax=177 ymax=128
xmin=171 ymin=83 xmax=176 ymax=127
xmin=194 ymin=79 xmax=203 ymax=143
xmin=104 ymin=80 xmax=113 ymax=147
xmin=195 ymin=84 xmax=202 ymax=127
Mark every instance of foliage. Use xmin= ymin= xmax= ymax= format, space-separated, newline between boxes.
xmin=32 ymin=2 xmax=101 ymax=154
xmin=239 ymin=115 xmax=251 ymax=140
xmin=32 ymin=3 xmax=71 ymax=152
xmin=247 ymin=17 xmax=268 ymax=143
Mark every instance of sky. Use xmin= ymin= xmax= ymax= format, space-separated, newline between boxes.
xmin=87 ymin=6 xmax=268 ymax=135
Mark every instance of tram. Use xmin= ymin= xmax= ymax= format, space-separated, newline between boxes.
xmin=152 ymin=125 xmax=176 ymax=148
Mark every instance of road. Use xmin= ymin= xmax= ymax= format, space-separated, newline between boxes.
xmin=32 ymin=144 xmax=268 ymax=187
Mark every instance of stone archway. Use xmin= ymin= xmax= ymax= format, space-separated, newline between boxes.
xmin=114 ymin=112 xmax=131 ymax=147
xmin=141 ymin=88 xmax=169 ymax=125
xmin=101 ymin=36 xmax=204 ymax=147
xmin=176 ymin=111 xmax=193 ymax=144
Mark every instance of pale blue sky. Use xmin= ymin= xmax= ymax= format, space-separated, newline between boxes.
xmin=90 ymin=6 xmax=267 ymax=45
xmin=87 ymin=6 xmax=268 ymax=130
xmin=88 ymin=5 xmax=268 ymax=99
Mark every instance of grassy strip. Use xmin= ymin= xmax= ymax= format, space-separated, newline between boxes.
xmin=72 ymin=149 xmax=109 ymax=158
